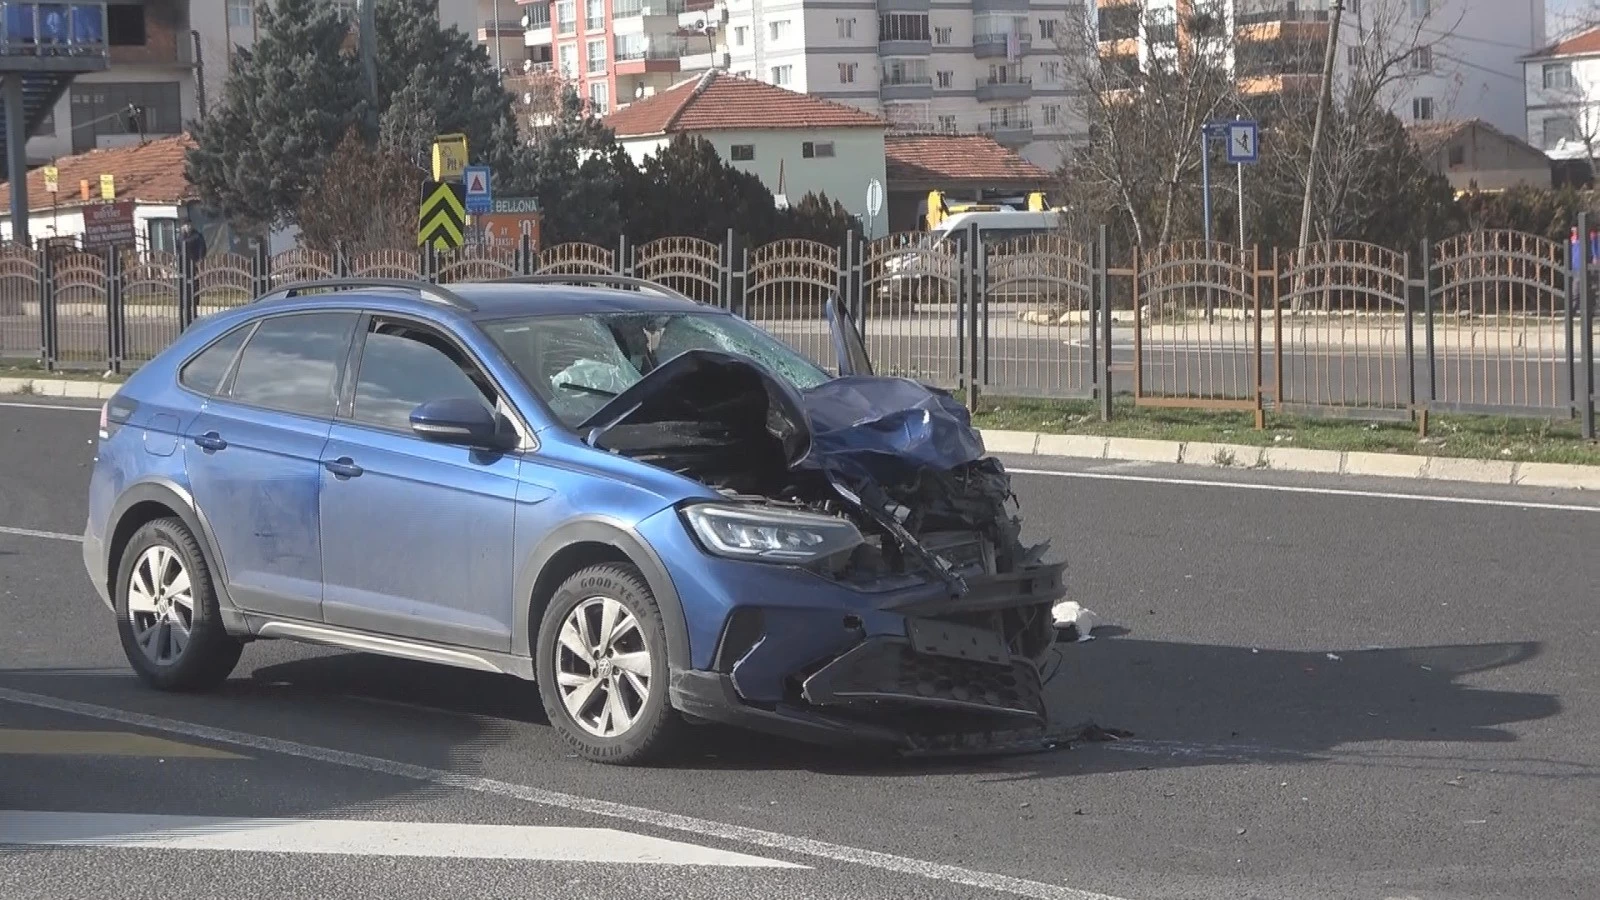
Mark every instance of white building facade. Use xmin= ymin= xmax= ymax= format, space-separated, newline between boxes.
xmin=1522 ymin=27 xmax=1600 ymax=158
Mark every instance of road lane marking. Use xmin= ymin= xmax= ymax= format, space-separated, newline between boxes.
xmin=0 ymin=728 xmax=243 ymax=759
xmin=0 ymin=688 xmax=1129 ymax=900
xmin=0 ymin=525 xmax=82 ymax=542
xmin=0 ymin=811 xmax=803 ymax=867
xmin=1008 ymin=467 xmax=1600 ymax=514
xmin=0 ymin=401 xmax=99 ymax=412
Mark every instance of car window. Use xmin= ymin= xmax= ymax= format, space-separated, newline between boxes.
xmin=227 ymin=312 xmax=358 ymax=417
xmin=350 ymin=322 xmax=498 ymax=431
xmin=178 ymin=323 xmax=251 ymax=395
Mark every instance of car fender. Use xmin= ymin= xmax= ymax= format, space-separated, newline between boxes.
xmin=512 ymin=517 xmax=691 ymax=670
xmin=105 ymin=478 xmax=242 ymax=621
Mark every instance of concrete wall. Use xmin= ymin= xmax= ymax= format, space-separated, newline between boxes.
xmin=1422 ymin=125 xmax=1552 ymax=191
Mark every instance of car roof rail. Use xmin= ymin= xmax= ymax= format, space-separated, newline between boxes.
xmin=489 ymin=273 xmax=697 ymax=305
xmin=256 ymin=278 xmax=478 ymax=312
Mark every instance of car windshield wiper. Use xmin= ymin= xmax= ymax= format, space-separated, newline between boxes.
xmin=555 ymin=382 xmax=620 ymax=397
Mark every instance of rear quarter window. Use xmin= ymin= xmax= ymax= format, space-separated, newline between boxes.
xmin=178 ymin=324 xmax=253 ymax=395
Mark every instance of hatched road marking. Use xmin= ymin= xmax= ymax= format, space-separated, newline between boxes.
xmin=0 ymin=811 xmax=803 ymax=867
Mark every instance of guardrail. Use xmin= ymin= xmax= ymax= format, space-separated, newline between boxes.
xmin=0 ymin=227 xmax=1594 ymax=437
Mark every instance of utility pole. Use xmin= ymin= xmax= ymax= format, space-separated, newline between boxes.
xmin=359 ymin=0 xmax=378 ymax=131
xmin=1294 ymin=0 xmax=1343 ymax=265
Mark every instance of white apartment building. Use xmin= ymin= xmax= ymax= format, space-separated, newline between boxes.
xmin=1096 ymin=0 xmax=1543 ymax=140
xmin=1522 ymin=26 xmax=1600 ymax=158
xmin=23 ymin=0 xmax=478 ymax=166
xmin=525 ymin=0 xmax=1086 ymax=169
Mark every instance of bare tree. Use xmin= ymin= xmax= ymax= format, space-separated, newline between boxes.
xmin=297 ymin=127 xmax=426 ymax=255
xmin=504 ymin=66 xmax=564 ymax=142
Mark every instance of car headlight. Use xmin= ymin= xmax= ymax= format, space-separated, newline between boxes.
xmin=681 ymin=503 xmax=864 ymax=564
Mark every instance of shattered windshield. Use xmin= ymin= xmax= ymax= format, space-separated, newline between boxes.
xmin=483 ymin=311 xmax=832 ymax=427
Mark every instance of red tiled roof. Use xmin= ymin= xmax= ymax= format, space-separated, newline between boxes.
xmin=1524 ymin=26 xmax=1600 ymax=59
xmin=0 ymin=134 xmax=196 ymax=213
xmin=605 ymin=71 xmax=884 ymax=136
xmin=884 ymin=133 xmax=1050 ymax=185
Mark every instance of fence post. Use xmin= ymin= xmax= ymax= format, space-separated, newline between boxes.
xmin=1251 ymin=246 xmax=1264 ymax=429
xmin=37 ymin=248 xmax=56 ymax=370
xmin=334 ymin=241 xmax=351 ymax=277
xmin=516 ymin=232 xmax=533 ymax=276
xmin=105 ymin=246 xmax=123 ymax=374
xmin=423 ymin=242 xmax=439 ymax=284
xmin=1403 ymin=249 xmax=1416 ymax=417
xmin=1097 ymin=224 xmax=1112 ymax=422
xmin=1420 ymin=237 xmax=1436 ymax=429
xmin=839 ymin=230 xmax=857 ymax=323
xmin=178 ymin=241 xmax=197 ymax=330
xmin=966 ymin=220 xmax=981 ymax=408
xmin=252 ymin=242 xmax=270 ymax=299
xmin=1581 ymin=212 xmax=1596 ymax=439
xmin=617 ymin=234 xmax=631 ymax=276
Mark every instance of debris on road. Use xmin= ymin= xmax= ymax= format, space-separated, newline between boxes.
xmin=1052 ymin=600 xmax=1101 ymax=642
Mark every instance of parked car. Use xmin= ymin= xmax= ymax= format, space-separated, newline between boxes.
xmin=82 ymin=275 xmax=1068 ymax=764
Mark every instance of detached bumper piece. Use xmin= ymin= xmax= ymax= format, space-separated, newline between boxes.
xmin=800 ymin=637 xmax=1045 ymax=721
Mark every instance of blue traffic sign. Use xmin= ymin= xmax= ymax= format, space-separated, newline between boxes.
xmin=1225 ymin=120 xmax=1259 ymax=165
xmin=463 ymin=165 xmax=492 ymax=215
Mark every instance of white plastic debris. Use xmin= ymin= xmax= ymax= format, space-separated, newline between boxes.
xmin=1052 ymin=601 xmax=1101 ymax=642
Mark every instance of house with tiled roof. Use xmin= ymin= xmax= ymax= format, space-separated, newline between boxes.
xmin=1523 ymin=25 xmax=1600 ymax=160
xmin=0 ymin=134 xmax=198 ymax=252
xmin=1407 ymin=120 xmax=1550 ymax=193
xmin=605 ymin=71 xmax=890 ymax=235
xmin=882 ymin=133 xmax=1051 ymax=233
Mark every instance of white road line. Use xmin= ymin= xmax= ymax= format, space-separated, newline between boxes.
xmin=0 ymin=688 xmax=1129 ymax=900
xmin=0 ymin=810 xmax=803 ymax=868
xmin=0 ymin=524 xmax=82 ymax=542
xmin=0 ymin=401 xmax=98 ymax=412
xmin=1007 ymin=467 xmax=1600 ymax=513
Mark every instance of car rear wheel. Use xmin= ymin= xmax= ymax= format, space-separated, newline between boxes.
xmin=535 ymin=563 xmax=684 ymax=765
xmin=114 ymin=518 xmax=243 ymax=691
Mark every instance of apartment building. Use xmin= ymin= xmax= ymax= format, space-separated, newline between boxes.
xmin=23 ymin=0 xmax=478 ymax=166
xmin=1522 ymin=26 xmax=1600 ymax=158
xmin=1096 ymin=0 xmax=1543 ymax=140
xmin=524 ymin=0 xmax=1086 ymax=167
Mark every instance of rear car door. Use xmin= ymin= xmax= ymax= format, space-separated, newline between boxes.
xmin=317 ymin=315 xmax=525 ymax=651
xmin=182 ymin=311 xmax=359 ymax=622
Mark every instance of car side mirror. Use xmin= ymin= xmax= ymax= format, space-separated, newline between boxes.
xmin=408 ymin=398 xmax=516 ymax=451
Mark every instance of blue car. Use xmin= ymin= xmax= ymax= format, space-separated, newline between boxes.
xmin=82 ymin=276 xmax=1067 ymax=765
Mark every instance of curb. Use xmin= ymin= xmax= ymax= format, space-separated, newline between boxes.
xmin=976 ymin=428 xmax=1600 ymax=492
xmin=2 ymin=377 xmax=1595 ymax=492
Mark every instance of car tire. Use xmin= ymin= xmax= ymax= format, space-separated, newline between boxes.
xmin=114 ymin=517 xmax=243 ymax=692
xmin=536 ymin=562 xmax=685 ymax=766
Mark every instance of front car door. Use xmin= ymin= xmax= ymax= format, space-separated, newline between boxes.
xmin=182 ymin=311 xmax=359 ymax=621
xmin=317 ymin=314 xmax=528 ymax=651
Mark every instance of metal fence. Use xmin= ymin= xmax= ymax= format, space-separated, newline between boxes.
xmin=1 ymin=225 xmax=1595 ymax=437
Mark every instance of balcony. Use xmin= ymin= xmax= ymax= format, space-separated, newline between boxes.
xmin=880 ymin=73 xmax=932 ymax=100
xmin=1237 ymin=72 xmax=1321 ymax=95
xmin=679 ymin=47 xmax=727 ymax=71
xmin=614 ymin=36 xmax=684 ymax=73
xmin=613 ymin=0 xmax=684 ymax=18
xmin=975 ymin=74 xmax=1030 ymax=102
xmin=479 ymin=18 xmax=523 ymax=40
xmin=879 ymin=37 xmax=930 ymax=56
xmin=877 ymin=0 xmax=929 ymax=11
xmin=973 ymin=31 xmax=1029 ymax=59
xmin=972 ymin=0 xmax=1028 ymax=11
xmin=980 ymin=120 xmax=1033 ymax=146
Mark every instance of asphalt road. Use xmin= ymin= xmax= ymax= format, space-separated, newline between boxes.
xmin=1 ymin=399 xmax=1598 ymax=899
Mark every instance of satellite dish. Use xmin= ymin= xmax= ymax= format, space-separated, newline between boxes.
xmin=692 ymin=18 xmax=704 ymax=30
xmin=635 ymin=84 xmax=645 ymax=98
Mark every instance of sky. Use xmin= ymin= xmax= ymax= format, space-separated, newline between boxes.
xmin=1549 ymin=0 xmax=1591 ymax=36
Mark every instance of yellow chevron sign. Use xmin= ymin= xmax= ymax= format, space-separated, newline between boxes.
xmin=418 ymin=181 xmax=466 ymax=249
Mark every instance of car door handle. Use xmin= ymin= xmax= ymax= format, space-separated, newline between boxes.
xmin=192 ymin=432 xmax=227 ymax=451
xmin=322 ymin=457 xmax=363 ymax=479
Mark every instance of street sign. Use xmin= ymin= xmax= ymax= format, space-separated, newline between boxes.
xmin=82 ymin=201 xmax=135 ymax=249
xmin=99 ymin=174 xmax=115 ymax=199
xmin=431 ymin=133 xmax=469 ymax=182
xmin=491 ymin=196 xmax=540 ymax=215
xmin=1225 ymin=120 xmax=1259 ymax=165
xmin=418 ymin=180 xmax=467 ymax=249
xmin=480 ymin=212 xmax=541 ymax=250
xmin=866 ymin=178 xmax=884 ymax=218
xmin=42 ymin=166 xmax=58 ymax=194
xmin=463 ymin=165 xmax=492 ymax=215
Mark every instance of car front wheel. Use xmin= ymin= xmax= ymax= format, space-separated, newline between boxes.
xmin=114 ymin=517 xmax=243 ymax=691
xmin=535 ymin=563 xmax=684 ymax=765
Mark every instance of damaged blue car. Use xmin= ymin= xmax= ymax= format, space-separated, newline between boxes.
xmin=82 ymin=275 xmax=1068 ymax=765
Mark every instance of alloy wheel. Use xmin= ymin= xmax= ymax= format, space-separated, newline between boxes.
xmin=554 ymin=596 xmax=653 ymax=738
xmin=126 ymin=545 xmax=194 ymax=666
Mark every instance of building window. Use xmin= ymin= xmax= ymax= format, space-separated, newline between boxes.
xmin=731 ymin=144 xmax=755 ymax=161
xmin=69 ymin=82 xmax=181 ymax=154
xmin=1410 ymin=0 xmax=1429 ymax=16
xmin=1039 ymin=18 xmax=1056 ymax=40
xmin=769 ymin=20 xmax=789 ymax=40
xmin=879 ymin=13 xmax=930 ymax=42
xmin=1409 ymin=46 xmax=1431 ymax=71
xmin=588 ymin=81 xmax=609 ymax=115
xmin=1544 ymin=63 xmax=1575 ymax=90
xmin=838 ymin=62 xmax=857 ymax=83
xmin=933 ymin=26 xmax=951 ymax=45
xmin=734 ymin=25 xmax=747 ymax=46
xmin=1347 ymin=46 xmax=1361 ymax=66
xmin=802 ymin=141 xmax=835 ymax=158
xmin=1447 ymin=144 xmax=1465 ymax=167
xmin=1043 ymin=103 xmax=1060 ymax=126
xmin=937 ymin=114 xmax=957 ymax=132
xmin=558 ymin=43 xmax=577 ymax=78
xmin=584 ymin=0 xmax=603 ymax=31
xmin=147 ymin=218 xmax=177 ymax=255
xmin=837 ymin=17 xmax=854 ymax=39
xmin=882 ymin=58 xmax=927 ymax=85
xmin=586 ymin=38 xmax=606 ymax=74
xmin=1544 ymin=115 xmax=1578 ymax=148
xmin=106 ymin=3 xmax=146 ymax=45
xmin=771 ymin=64 xmax=792 ymax=85
xmin=1040 ymin=60 xmax=1061 ymax=83
xmin=1411 ymin=96 xmax=1433 ymax=121
xmin=226 ymin=0 xmax=252 ymax=29
xmin=936 ymin=70 xmax=952 ymax=88
xmin=555 ymin=0 xmax=575 ymax=34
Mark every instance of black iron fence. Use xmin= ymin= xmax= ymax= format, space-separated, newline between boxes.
xmin=0 ymin=225 xmax=1594 ymax=437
